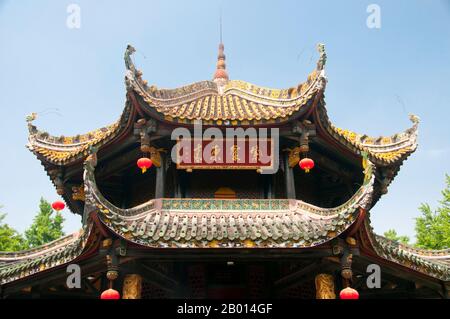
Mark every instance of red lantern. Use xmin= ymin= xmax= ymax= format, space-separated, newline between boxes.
xmin=137 ymin=157 xmax=153 ymax=173
xmin=100 ymin=288 xmax=120 ymax=300
xmin=299 ymin=157 xmax=314 ymax=173
xmin=51 ymin=200 xmax=65 ymax=211
xmin=339 ymin=287 xmax=359 ymax=299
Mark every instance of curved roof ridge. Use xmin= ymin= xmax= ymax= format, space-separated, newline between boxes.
xmin=146 ymin=80 xmax=218 ymax=100
xmin=124 ymin=44 xmax=327 ymax=124
xmin=0 ymin=222 xmax=96 ymax=285
xmin=28 ymin=121 xmax=120 ymax=149
xmin=125 ymin=43 xmax=327 ymax=99
xmin=374 ymin=233 xmax=450 ymax=259
xmin=316 ymin=101 xmax=419 ymax=166
xmin=0 ymin=232 xmax=79 ymax=262
xmin=26 ymin=100 xmax=133 ymax=165
xmin=361 ymin=215 xmax=450 ymax=281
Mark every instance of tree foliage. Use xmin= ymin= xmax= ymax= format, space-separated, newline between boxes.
xmin=383 ymin=229 xmax=410 ymax=245
xmin=0 ymin=211 xmax=25 ymax=252
xmin=23 ymin=198 xmax=65 ymax=248
xmin=415 ymin=174 xmax=450 ymax=250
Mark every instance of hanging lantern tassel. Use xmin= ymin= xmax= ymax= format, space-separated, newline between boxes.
xmin=299 ymin=157 xmax=315 ymax=173
xmin=51 ymin=200 xmax=65 ymax=212
xmin=339 ymin=287 xmax=359 ymax=299
xmin=137 ymin=157 xmax=153 ymax=174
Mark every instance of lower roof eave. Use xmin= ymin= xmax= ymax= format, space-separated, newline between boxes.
xmin=356 ymin=216 xmax=450 ymax=284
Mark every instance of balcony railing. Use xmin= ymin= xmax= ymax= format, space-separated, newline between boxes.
xmin=161 ymin=198 xmax=290 ymax=211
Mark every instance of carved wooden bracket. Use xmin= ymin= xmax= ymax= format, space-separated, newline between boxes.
xmin=287 ymin=120 xmax=317 ymax=167
xmin=292 ymin=120 xmax=316 ymax=138
xmin=340 ymin=244 xmax=354 ymax=283
xmin=285 ymin=147 xmax=301 ymax=168
xmin=134 ymin=118 xmax=158 ymax=152
xmin=72 ymin=184 xmax=85 ymax=201
xmin=48 ymin=168 xmax=65 ymax=195
xmin=148 ymin=146 xmax=165 ymax=168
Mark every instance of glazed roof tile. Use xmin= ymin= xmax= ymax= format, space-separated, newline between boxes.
xmin=127 ymin=68 xmax=324 ymax=125
xmin=27 ymin=101 xmax=132 ymax=165
xmin=315 ymin=101 xmax=419 ymax=166
xmin=362 ymin=215 xmax=450 ymax=281
xmin=0 ymin=224 xmax=94 ymax=285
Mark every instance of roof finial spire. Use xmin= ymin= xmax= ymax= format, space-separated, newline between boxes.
xmin=220 ymin=9 xmax=223 ymax=44
xmin=213 ymin=10 xmax=229 ymax=86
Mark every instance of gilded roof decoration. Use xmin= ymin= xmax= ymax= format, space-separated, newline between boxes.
xmin=125 ymin=44 xmax=326 ymax=125
xmin=28 ymin=123 xmax=119 ymax=164
xmin=27 ymin=102 xmax=132 ymax=165
xmin=317 ymin=103 xmax=419 ymax=166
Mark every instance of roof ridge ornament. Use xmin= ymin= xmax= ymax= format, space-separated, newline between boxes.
xmin=124 ymin=44 xmax=136 ymax=71
xmin=316 ymin=43 xmax=327 ymax=71
xmin=408 ymin=113 xmax=420 ymax=125
xmin=213 ymin=42 xmax=229 ymax=94
xmin=26 ymin=112 xmax=37 ymax=123
xmin=315 ymin=43 xmax=328 ymax=90
xmin=26 ymin=112 xmax=38 ymax=135
xmin=124 ymin=44 xmax=150 ymax=92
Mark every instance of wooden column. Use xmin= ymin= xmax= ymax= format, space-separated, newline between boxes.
xmin=315 ymin=273 xmax=336 ymax=299
xmin=263 ymin=174 xmax=274 ymax=199
xmin=122 ymin=274 xmax=143 ymax=299
xmin=179 ymin=171 xmax=188 ymax=198
xmin=184 ymin=172 xmax=192 ymax=198
xmin=155 ymin=152 xmax=166 ymax=198
xmin=283 ymin=152 xmax=296 ymax=199
xmin=173 ymin=168 xmax=182 ymax=198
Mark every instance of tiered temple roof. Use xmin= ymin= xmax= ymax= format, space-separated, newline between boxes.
xmin=1 ymin=43 xmax=448 ymax=295
xmin=27 ymin=44 xmax=417 ymax=169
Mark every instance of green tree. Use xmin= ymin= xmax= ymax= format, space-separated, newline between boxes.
xmin=0 ymin=208 xmax=25 ymax=251
xmin=415 ymin=174 xmax=450 ymax=250
xmin=383 ymin=229 xmax=410 ymax=245
xmin=23 ymin=198 xmax=65 ymax=248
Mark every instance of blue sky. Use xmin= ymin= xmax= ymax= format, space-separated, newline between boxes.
xmin=0 ymin=0 xmax=449 ymax=240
